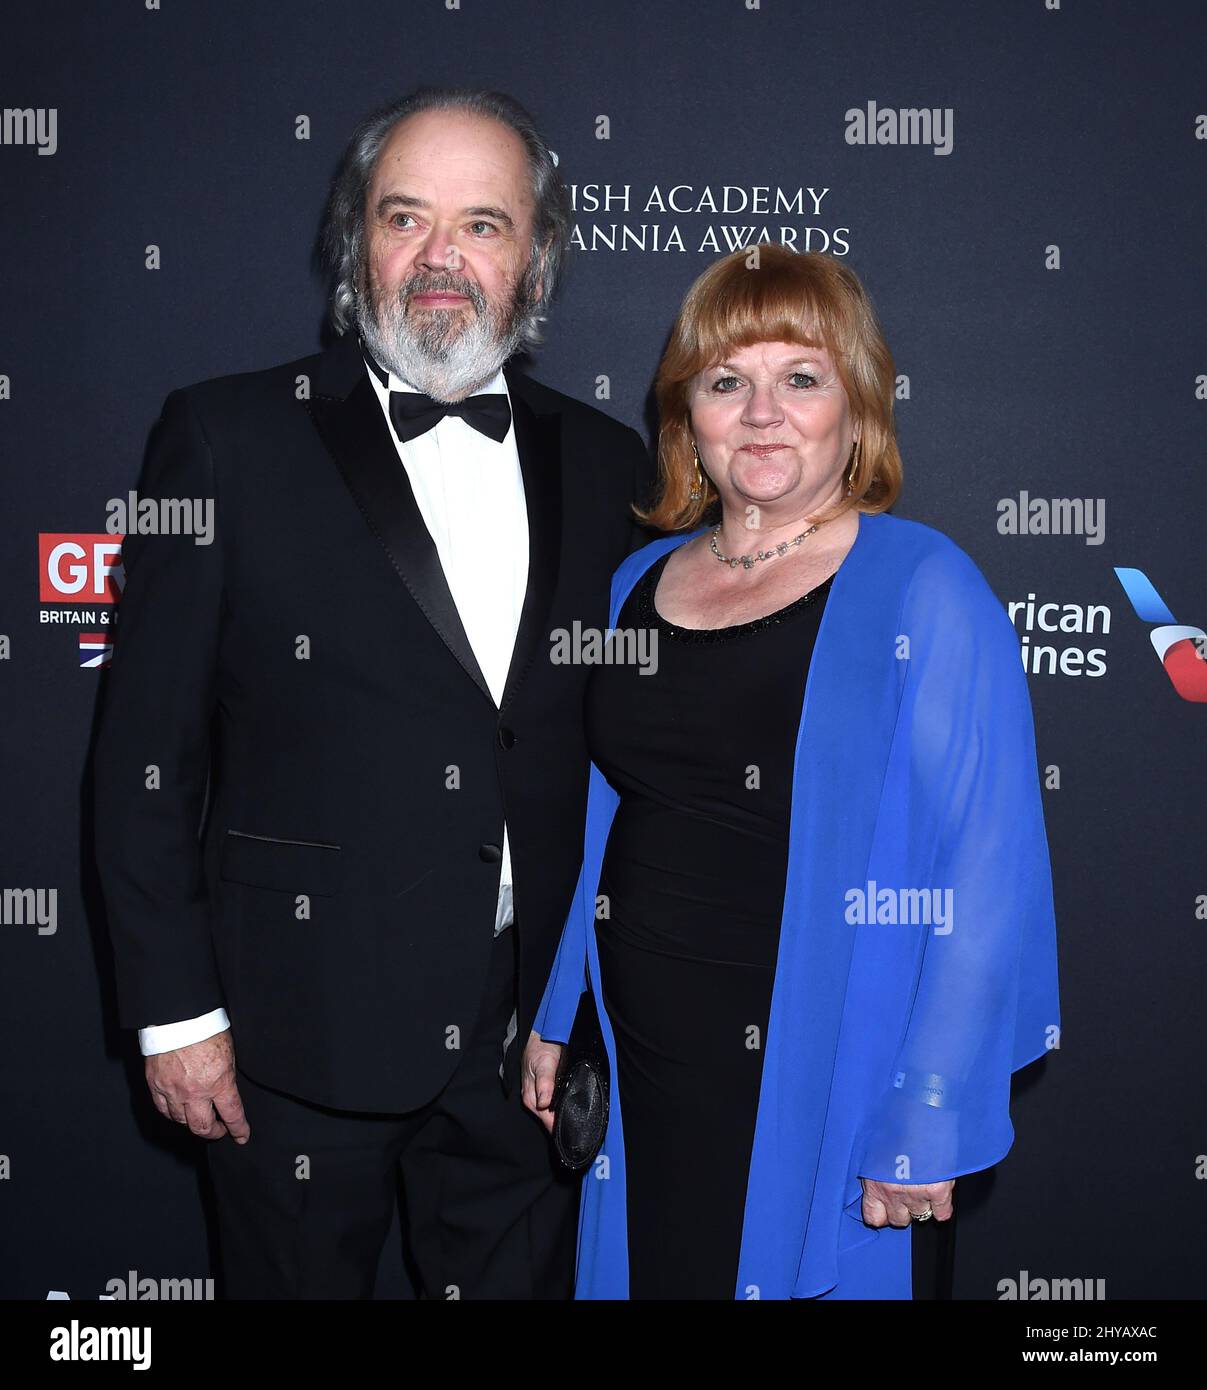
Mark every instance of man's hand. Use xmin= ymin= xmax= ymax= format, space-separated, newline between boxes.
xmin=520 ymin=1030 xmax=564 ymax=1134
xmin=145 ymin=1031 xmax=250 ymax=1143
xmin=859 ymin=1176 xmax=954 ymax=1227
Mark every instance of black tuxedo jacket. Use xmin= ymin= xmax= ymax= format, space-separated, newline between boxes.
xmin=93 ymin=330 xmax=653 ymax=1111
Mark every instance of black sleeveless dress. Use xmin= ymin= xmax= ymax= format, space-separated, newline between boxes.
xmin=583 ymin=550 xmax=833 ymax=1299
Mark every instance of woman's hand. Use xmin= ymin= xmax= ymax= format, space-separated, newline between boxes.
xmin=859 ymin=1177 xmax=955 ymax=1228
xmin=521 ymin=1030 xmax=564 ymax=1134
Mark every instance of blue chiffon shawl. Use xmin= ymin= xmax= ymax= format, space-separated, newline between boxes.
xmin=534 ymin=510 xmax=1060 ymax=1299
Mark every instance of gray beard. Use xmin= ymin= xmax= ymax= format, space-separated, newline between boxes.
xmin=356 ymin=278 xmax=527 ymax=402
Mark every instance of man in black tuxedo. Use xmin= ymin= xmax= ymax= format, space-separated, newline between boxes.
xmin=93 ymin=87 xmax=651 ymax=1299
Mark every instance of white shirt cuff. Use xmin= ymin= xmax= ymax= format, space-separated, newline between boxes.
xmin=139 ymin=1008 xmax=231 ymax=1056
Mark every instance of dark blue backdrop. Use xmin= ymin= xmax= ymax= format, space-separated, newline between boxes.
xmin=1 ymin=0 xmax=1204 ymax=1300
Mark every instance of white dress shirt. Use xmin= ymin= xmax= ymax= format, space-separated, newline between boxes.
xmin=138 ymin=351 xmax=529 ymax=1056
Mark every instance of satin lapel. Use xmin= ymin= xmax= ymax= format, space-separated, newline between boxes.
xmin=305 ymin=334 xmax=493 ymax=705
xmin=499 ymin=368 xmax=563 ymax=713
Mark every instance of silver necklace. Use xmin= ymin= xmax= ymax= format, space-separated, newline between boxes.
xmin=710 ymin=522 xmax=822 ymax=570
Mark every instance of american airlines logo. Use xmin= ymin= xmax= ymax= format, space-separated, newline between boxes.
xmin=1114 ymin=567 xmax=1207 ymax=704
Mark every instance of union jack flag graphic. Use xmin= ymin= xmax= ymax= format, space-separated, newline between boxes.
xmin=78 ymin=634 xmax=113 ymax=669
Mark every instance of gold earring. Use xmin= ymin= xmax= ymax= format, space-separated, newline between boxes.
xmin=846 ymin=438 xmax=860 ymax=495
xmin=690 ymin=441 xmax=704 ymax=501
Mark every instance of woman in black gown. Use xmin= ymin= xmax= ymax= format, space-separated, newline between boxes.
xmin=523 ymin=246 xmax=965 ymax=1299
xmin=584 ymin=553 xmax=833 ymax=1299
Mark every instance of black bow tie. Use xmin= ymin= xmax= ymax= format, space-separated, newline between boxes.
xmin=387 ymin=388 xmax=512 ymax=444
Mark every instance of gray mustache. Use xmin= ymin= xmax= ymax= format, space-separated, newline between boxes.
xmin=402 ymin=276 xmax=484 ymax=308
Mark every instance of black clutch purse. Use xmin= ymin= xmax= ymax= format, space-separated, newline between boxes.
xmin=551 ymin=985 xmax=610 ymax=1171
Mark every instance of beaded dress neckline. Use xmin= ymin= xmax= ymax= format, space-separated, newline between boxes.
xmin=636 ymin=551 xmax=835 ymax=643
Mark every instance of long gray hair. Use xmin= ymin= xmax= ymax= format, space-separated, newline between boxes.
xmin=320 ymin=87 xmax=573 ymax=347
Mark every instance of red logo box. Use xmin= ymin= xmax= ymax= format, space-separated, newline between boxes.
xmin=39 ymin=533 xmax=125 ymax=603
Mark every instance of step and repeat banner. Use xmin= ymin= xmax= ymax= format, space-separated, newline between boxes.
xmin=1 ymin=0 xmax=1204 ymax=1304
